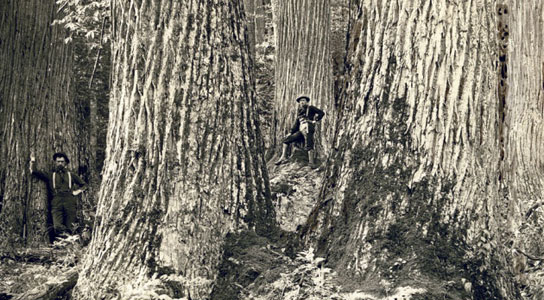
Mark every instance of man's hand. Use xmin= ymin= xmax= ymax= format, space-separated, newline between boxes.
xmin=29 ymin=153 xmax=35 ymax=173
xmin=301 ymin=122 xmax=309 ymax=134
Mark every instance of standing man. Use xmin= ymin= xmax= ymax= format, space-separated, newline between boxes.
xmin=275 ymin=95 xmax=325 ymax=166
xmin=30 ymin=152 xmax=86 ymax=239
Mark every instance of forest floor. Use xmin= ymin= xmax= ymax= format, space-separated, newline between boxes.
xmin=2 ymin=150 xmax=543 ymax=299
xmin=210 ymin=151 xmax=433 ymax=300
xmin=0 ymin=153 xmax=480 ymax=300
xmin=0 ymin=236 xmax=81 ymax=299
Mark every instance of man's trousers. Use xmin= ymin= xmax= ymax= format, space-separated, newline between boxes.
xmin=51 ymin=193 xmax=77 ymax=235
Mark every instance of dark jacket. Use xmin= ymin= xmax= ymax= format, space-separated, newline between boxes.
xmin=290 ymin=105 xmax=325 ymax=134
xmin=30 ymin=164 xmax=86 ymax=197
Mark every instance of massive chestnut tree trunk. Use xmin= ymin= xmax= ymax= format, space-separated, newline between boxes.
xmin=503 ymin=1 xmax=544 ymax=288
xmin=303 ymin=0 xmax=542 ymax=298
xmin=271 ymin=0 xmax=334 ymax=155
xmin=0 ymin=0 xmax=83 ymax=247
xmin=74 ymin=1 xmax=274 ymax=299
xmin=503 ymin=1 xmax=544 ymax=224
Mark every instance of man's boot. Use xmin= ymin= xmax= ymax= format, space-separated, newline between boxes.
xmin=275 ymin=144 xmax=289 ymax=165
xmin=308 ymin=150 xmax=316 ymax=168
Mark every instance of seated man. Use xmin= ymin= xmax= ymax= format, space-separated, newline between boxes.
xmin=275 ymin=95 xmax=325 ymax=166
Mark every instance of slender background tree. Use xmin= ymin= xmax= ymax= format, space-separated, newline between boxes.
xmin=243 ymin=0 xmax=276 ymax=158
xmin=60 ymin=0 xmax=112 ymax=227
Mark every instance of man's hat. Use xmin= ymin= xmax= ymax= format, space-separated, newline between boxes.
xmin=296 ymin=95 xmax=310 ymax=103
xmin=53 ymin=152 xmax=70 ymax=164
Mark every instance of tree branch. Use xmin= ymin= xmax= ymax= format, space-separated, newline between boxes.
xmin=525 ymin=201 xmax=543 ymax=219
xmin=516 ymin=248 xmax=544 ymax=261
xmin=88 ymin=16 xmax=107 ymax=89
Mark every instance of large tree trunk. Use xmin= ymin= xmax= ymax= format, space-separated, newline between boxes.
xmin=271 ymin=0 xmax=334 ymax=156
xmin=302 ymin=0 xmax=537 ymax=298
xmin=73 ymin=1 xmax=274 ymax=299
xmin=504 ymin=1 xmax=544 ymax=221
xmin=503 ymin=0 xmax=544 ymax=289
xmin=0 ymin=0 xmax=83 ymax=247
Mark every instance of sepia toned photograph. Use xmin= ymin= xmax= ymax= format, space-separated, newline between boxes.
xmin=1 ymin=0 xmax=543 ymax=299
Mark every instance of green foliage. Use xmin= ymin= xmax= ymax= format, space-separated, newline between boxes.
xmin=242 ymin=246 xmax=431 ymax=300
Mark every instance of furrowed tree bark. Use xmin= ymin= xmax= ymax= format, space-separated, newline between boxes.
xmin=0 ymin=0 xmax=83 ymax=247
xmin=503 ymin=1 xmax=544 ymax=218
xmin=302 ymin=0 xmax=539 ymax=298
xmin=73 ymin=1 xmax=274 ymax=299
xmin=502 ymin=0 xmax=544 ymax=282
xmin=271 ymin=0 xmax=334 ymax=156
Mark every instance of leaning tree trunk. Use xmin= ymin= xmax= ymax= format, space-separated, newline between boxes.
xmin=302 ymin=0 xmax=536 ymax=298
xmin=0 ymin=0 xmax=83 ymax=247
xmin=73 ymin=1 xmax=274 ymax=299
xmin=271 ymin=0 xmax=334 ymax=156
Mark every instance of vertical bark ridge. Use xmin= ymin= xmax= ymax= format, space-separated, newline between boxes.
xmin=272 ymin=0 xmax=333 ymax=155
xmin=0 ymin=0 xmax=81 ymax=247
xmin=303 ymin=0 xmax=522 ymax=297
xmin=504 ymin=0 xmax=544 ymax=247
xmin=75 ymin=1 xmax=273 ymax=298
